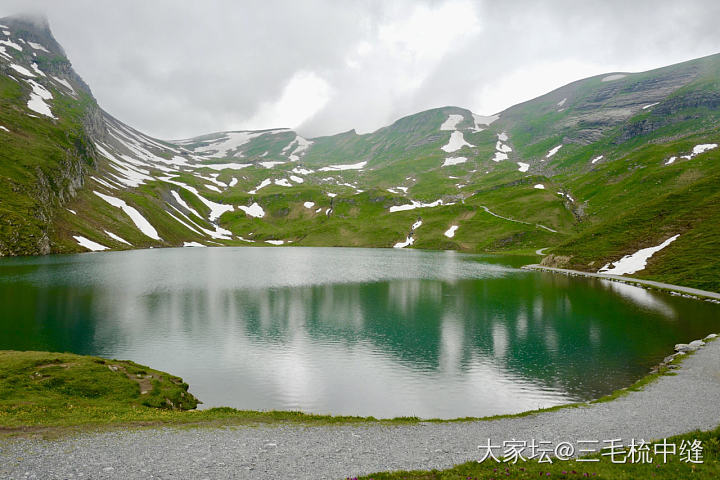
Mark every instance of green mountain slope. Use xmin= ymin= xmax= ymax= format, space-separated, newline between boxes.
xmin=1 ymin=15 xmax=718 ymax=291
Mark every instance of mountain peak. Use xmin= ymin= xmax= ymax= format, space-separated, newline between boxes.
xmin=1 ymin=13 xmax=51 ymax=33
xmin=1 ymin=13 xmax=65 ymax=57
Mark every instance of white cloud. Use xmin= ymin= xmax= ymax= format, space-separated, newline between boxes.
xmin=236 ymin=71 xmax=332 ymax=130
xmin=469 ymin=59 xmax=610 ymax=115
xmin=2 ymin=0 xmax=720 ymax=138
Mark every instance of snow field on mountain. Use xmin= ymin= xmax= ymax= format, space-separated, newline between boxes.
xmin=598 ymin=235 xmax=680 ymax=275
xmin=73 ymin=235 xmax=108 ymax=251
xmin=239 ymin=202 xmax=265 ymax=218
xmin=442 ymin=156 xmax=466 ymax=167
xmin=444 ymin=225 xmax=458 ymax=238
xmin=93 ymin=191 xmax=162 ymax=240
xmin=441 ymin=131 xmax=473 ymax=153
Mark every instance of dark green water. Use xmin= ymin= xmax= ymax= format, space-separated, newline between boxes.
xmin=1 ymin=246 xmax=718 ymax=419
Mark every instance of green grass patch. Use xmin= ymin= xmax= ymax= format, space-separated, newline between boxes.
xmin=356 ymin=425 xmax=720 ymax=479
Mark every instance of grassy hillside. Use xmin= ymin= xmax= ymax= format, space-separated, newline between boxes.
xmin=1 ymin=15 xmax=719 ymax=291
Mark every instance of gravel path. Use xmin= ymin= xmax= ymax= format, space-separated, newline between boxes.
xmin=2 ymin=340 xmax=720 ymax=480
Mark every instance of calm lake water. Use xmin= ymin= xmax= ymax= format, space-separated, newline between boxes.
xmin=1 ymin=246 xmax=718 ymax=419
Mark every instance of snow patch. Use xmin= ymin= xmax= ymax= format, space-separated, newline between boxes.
xmin=389 ymin=199 xmax=449 ymax=213
xmin=274 ymin=178 xmax=293 ymax=187
xmin=491 ymin=133 xmax=511 ymax=162
xmin=248 ymin=178 xmax=272 ymax=194
xmin=285 ymin=135 xmax=313 ymax=161
xmin=27 ymin=41 xmax=49 ymax=52
xmin=26 ymin=79 xmax=55 ymax=118
xmin=534 ymin=184 xmax=545 ymax=190
xmin=517 ymin=162 xmax=529 ymax=172
xmin=74 ymin=235 xmax=108 ymax=252
xmin=30 ymin=63 xmax=45 ymax=77
xmin=318 ymin=161 xmax=367 ymax=171
xmin=228 ymin=178 xmax=238 ymax=187
xmin=260 ymin=161 xmax=285 ymax=168
xmin=94 ymin=143 xmax=153 ymax=187
xmin=0 ymin=125 xmax=9 ymax=132
xmin=393 ymin=236 xmax=414 ymax=248
xmin=496 ymin=141 xmax=512 ymax=153
xmin=292 ymin=166 xmax=314 ymax=175
xmin=159 ymin=177 xmax=233 ymax=221
xmin=0 ymin=39 xmax=22 ymax=52
xmin=10 ymin=63 xmax=34 ymax=77
xmin=602 ymin=74 xmax=626 ymax=82
xmin=557 ymin=191 xmax=575 ymax=202
xmin=289 ymin=175 xmax=304 ymax=183
xmin=303 ymin=201 xmax=315 ymax=209
xmin=440 ymin=114 xmax=464 ymax=131
xmin=239 ymin=202 xmax=265 ymax=218
xmin=471 ymin=113 xmax=499 ymax=132
xmin=665 ymin=156 xmax=677 ymax=166
xmin=166 ymin=208 xmax=204 ymax=236
xmin=104 ymin=230 xmax=131 ymax=245
xmin=441 ymin=131 xmax=473 ymax=153
xmin=545 ymin=145 xmax=562 ymax=159
xmin=202 ymin=163 xmax=251 ymax=171
xmin=265 ymin=240 xmax=284 ymax=245
xmin=190 ymin=131 xmax=276 ymax=158
xmin=598 ymin=235 xmax=679 ymax=275
xmin=444 ymin=225 xmax=458 ymax=238
xmin=91 ymin=176 xmax=118 ymax=190
xmin=642 ymin=102 xmax=659 ymax=110
xmin=492 ymin=152 xmax=508 ymax=162
xmin=591 ymin=155 xmax=604 ymax=164
xmin=681 ymin=144 xmax=718 ymax=160
xmin=442 ymin=156 xmax=467 ymax=167
xmin=557 ymin=98 xmax=567 ymax=107
xmin=93 ymin=191 xmax=161 ymax=240
xmin=183 ymin=242 xmax=206 ymax=247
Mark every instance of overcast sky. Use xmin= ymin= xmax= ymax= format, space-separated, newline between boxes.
xmin=2 ymin=0 xmax=720 ymax=139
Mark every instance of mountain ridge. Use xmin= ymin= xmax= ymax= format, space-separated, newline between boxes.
xmin=1 ymin=14 xmax=719 ymax=291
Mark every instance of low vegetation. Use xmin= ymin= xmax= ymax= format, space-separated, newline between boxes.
xmin=354 ymin=425 xmax=720 ymax=479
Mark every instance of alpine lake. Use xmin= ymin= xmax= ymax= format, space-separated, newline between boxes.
xmin=1 ymin=246 xmax=718 ymax=419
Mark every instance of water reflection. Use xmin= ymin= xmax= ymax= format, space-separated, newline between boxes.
xmin=0 ymin=247 xmax=718 ymax=418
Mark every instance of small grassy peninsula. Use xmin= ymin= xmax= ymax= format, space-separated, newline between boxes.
xmin=0 ymin=350 xmax=396 ymax=434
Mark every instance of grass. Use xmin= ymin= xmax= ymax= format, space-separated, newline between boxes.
xmin=353 ymin=425 xmax=720 ymax=479
xmin=0 ymin=350 xmax=432 ymax=436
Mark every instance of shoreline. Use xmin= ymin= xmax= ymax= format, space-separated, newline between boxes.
xmin=0 ymin=334 xmax=715 ymax=435
xmin=3 ymin=337 xmax=719 ymax=479
xmin=522 ymin=263 xmax=720 ymax=301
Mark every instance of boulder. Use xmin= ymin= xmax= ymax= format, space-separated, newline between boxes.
xmin=675 ymin=340 xmax=705 ymax=352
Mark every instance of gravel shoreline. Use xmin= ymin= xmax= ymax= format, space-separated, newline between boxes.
xmin=2 ymin=339 xmax=719 ymax=479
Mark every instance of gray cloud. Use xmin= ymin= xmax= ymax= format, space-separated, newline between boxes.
xmin=2 ymin=0 xmax=719 ymax=139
